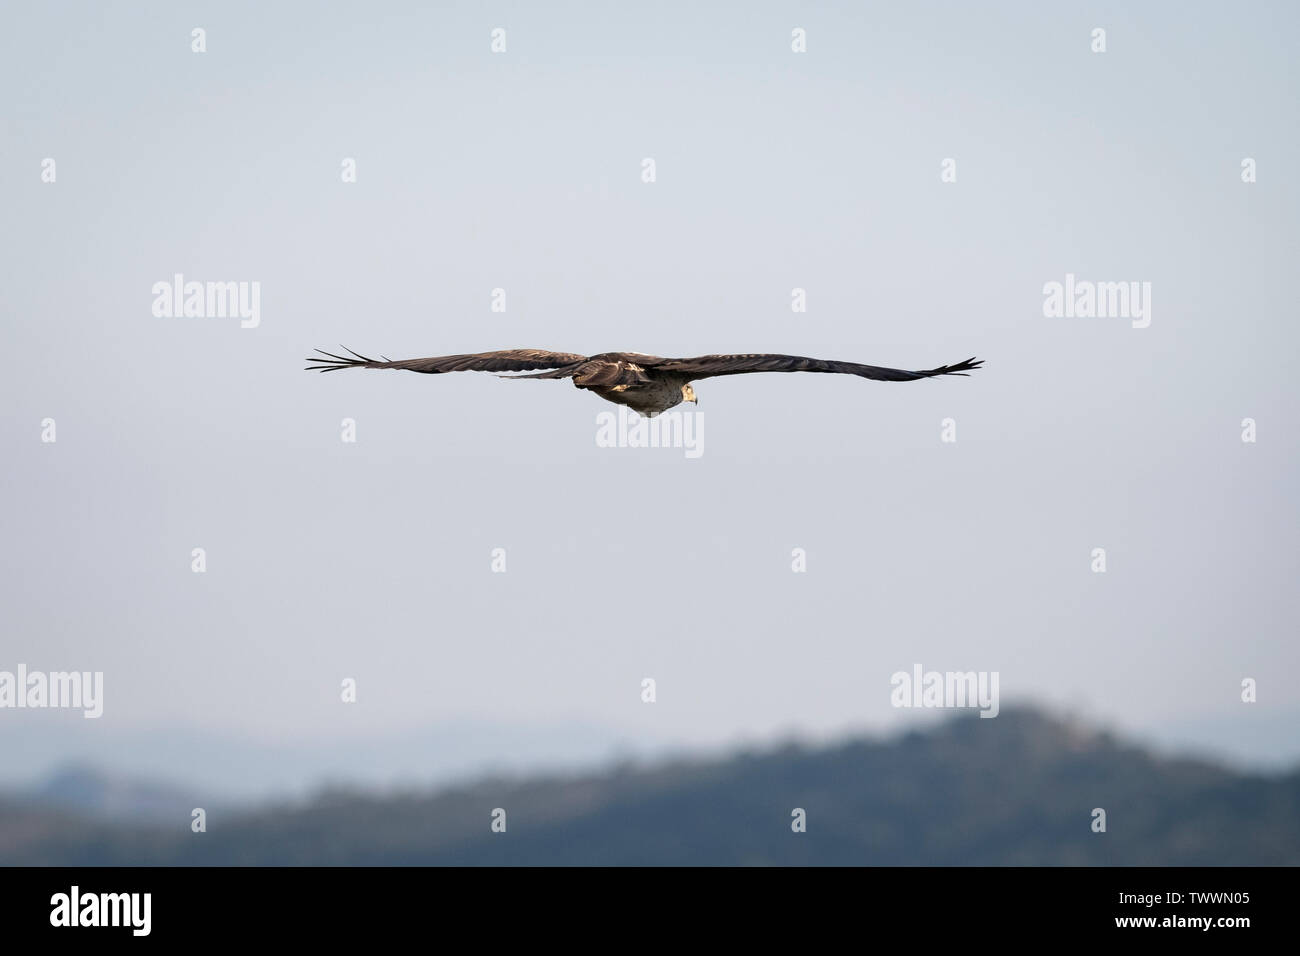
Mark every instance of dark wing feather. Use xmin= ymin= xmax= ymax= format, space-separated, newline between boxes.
xmin=305 ymin=348 xmax=588 ymax=375
xmin=657 ymin=354 xmax=983 ymax=382
xmin=570 ymin=357 xmax=660 ymax=388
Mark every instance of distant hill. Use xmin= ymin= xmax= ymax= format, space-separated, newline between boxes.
xmin=25 ymin=764 xmax=207 ymax=825
xmin=3 ymin=708 xmax=1297 ymax=865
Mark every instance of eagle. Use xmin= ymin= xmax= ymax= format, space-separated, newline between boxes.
xmin=306 ymin=348 xmax=983 ymax=417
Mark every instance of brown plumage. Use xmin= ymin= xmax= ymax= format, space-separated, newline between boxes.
xmin=306 ymin=347 xmax=983 ymax=417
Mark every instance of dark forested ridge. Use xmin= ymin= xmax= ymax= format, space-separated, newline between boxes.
xmin=4 ymin=709 xmax=1296 ymax=865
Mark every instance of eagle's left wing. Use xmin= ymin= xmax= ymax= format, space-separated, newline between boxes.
xmin=657 ymin=354 xmax=983 ymax=382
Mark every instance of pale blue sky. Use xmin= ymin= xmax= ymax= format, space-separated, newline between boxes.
xmin=1 ymin=1 xmax=1297 ymax=795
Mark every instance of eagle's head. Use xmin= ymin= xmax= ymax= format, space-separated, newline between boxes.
xmin=681 ymin=384 xmax=698 ymax=405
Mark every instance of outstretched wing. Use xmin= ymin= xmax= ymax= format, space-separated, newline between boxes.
xmin=657 ymin=354 xmax=983 ymax=382
xmin=305 ymin=347 xmax=588 ymax=375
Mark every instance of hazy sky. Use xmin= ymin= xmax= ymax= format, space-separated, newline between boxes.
xmin=2 ymin=1 xmax=1297 ymax=795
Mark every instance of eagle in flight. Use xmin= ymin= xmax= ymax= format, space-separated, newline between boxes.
xmin=306 ymin=348 xmax=983 ymax=417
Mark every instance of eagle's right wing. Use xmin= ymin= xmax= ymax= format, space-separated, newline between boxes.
xmin=306 ymin=347 xmax=589 ymax=375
